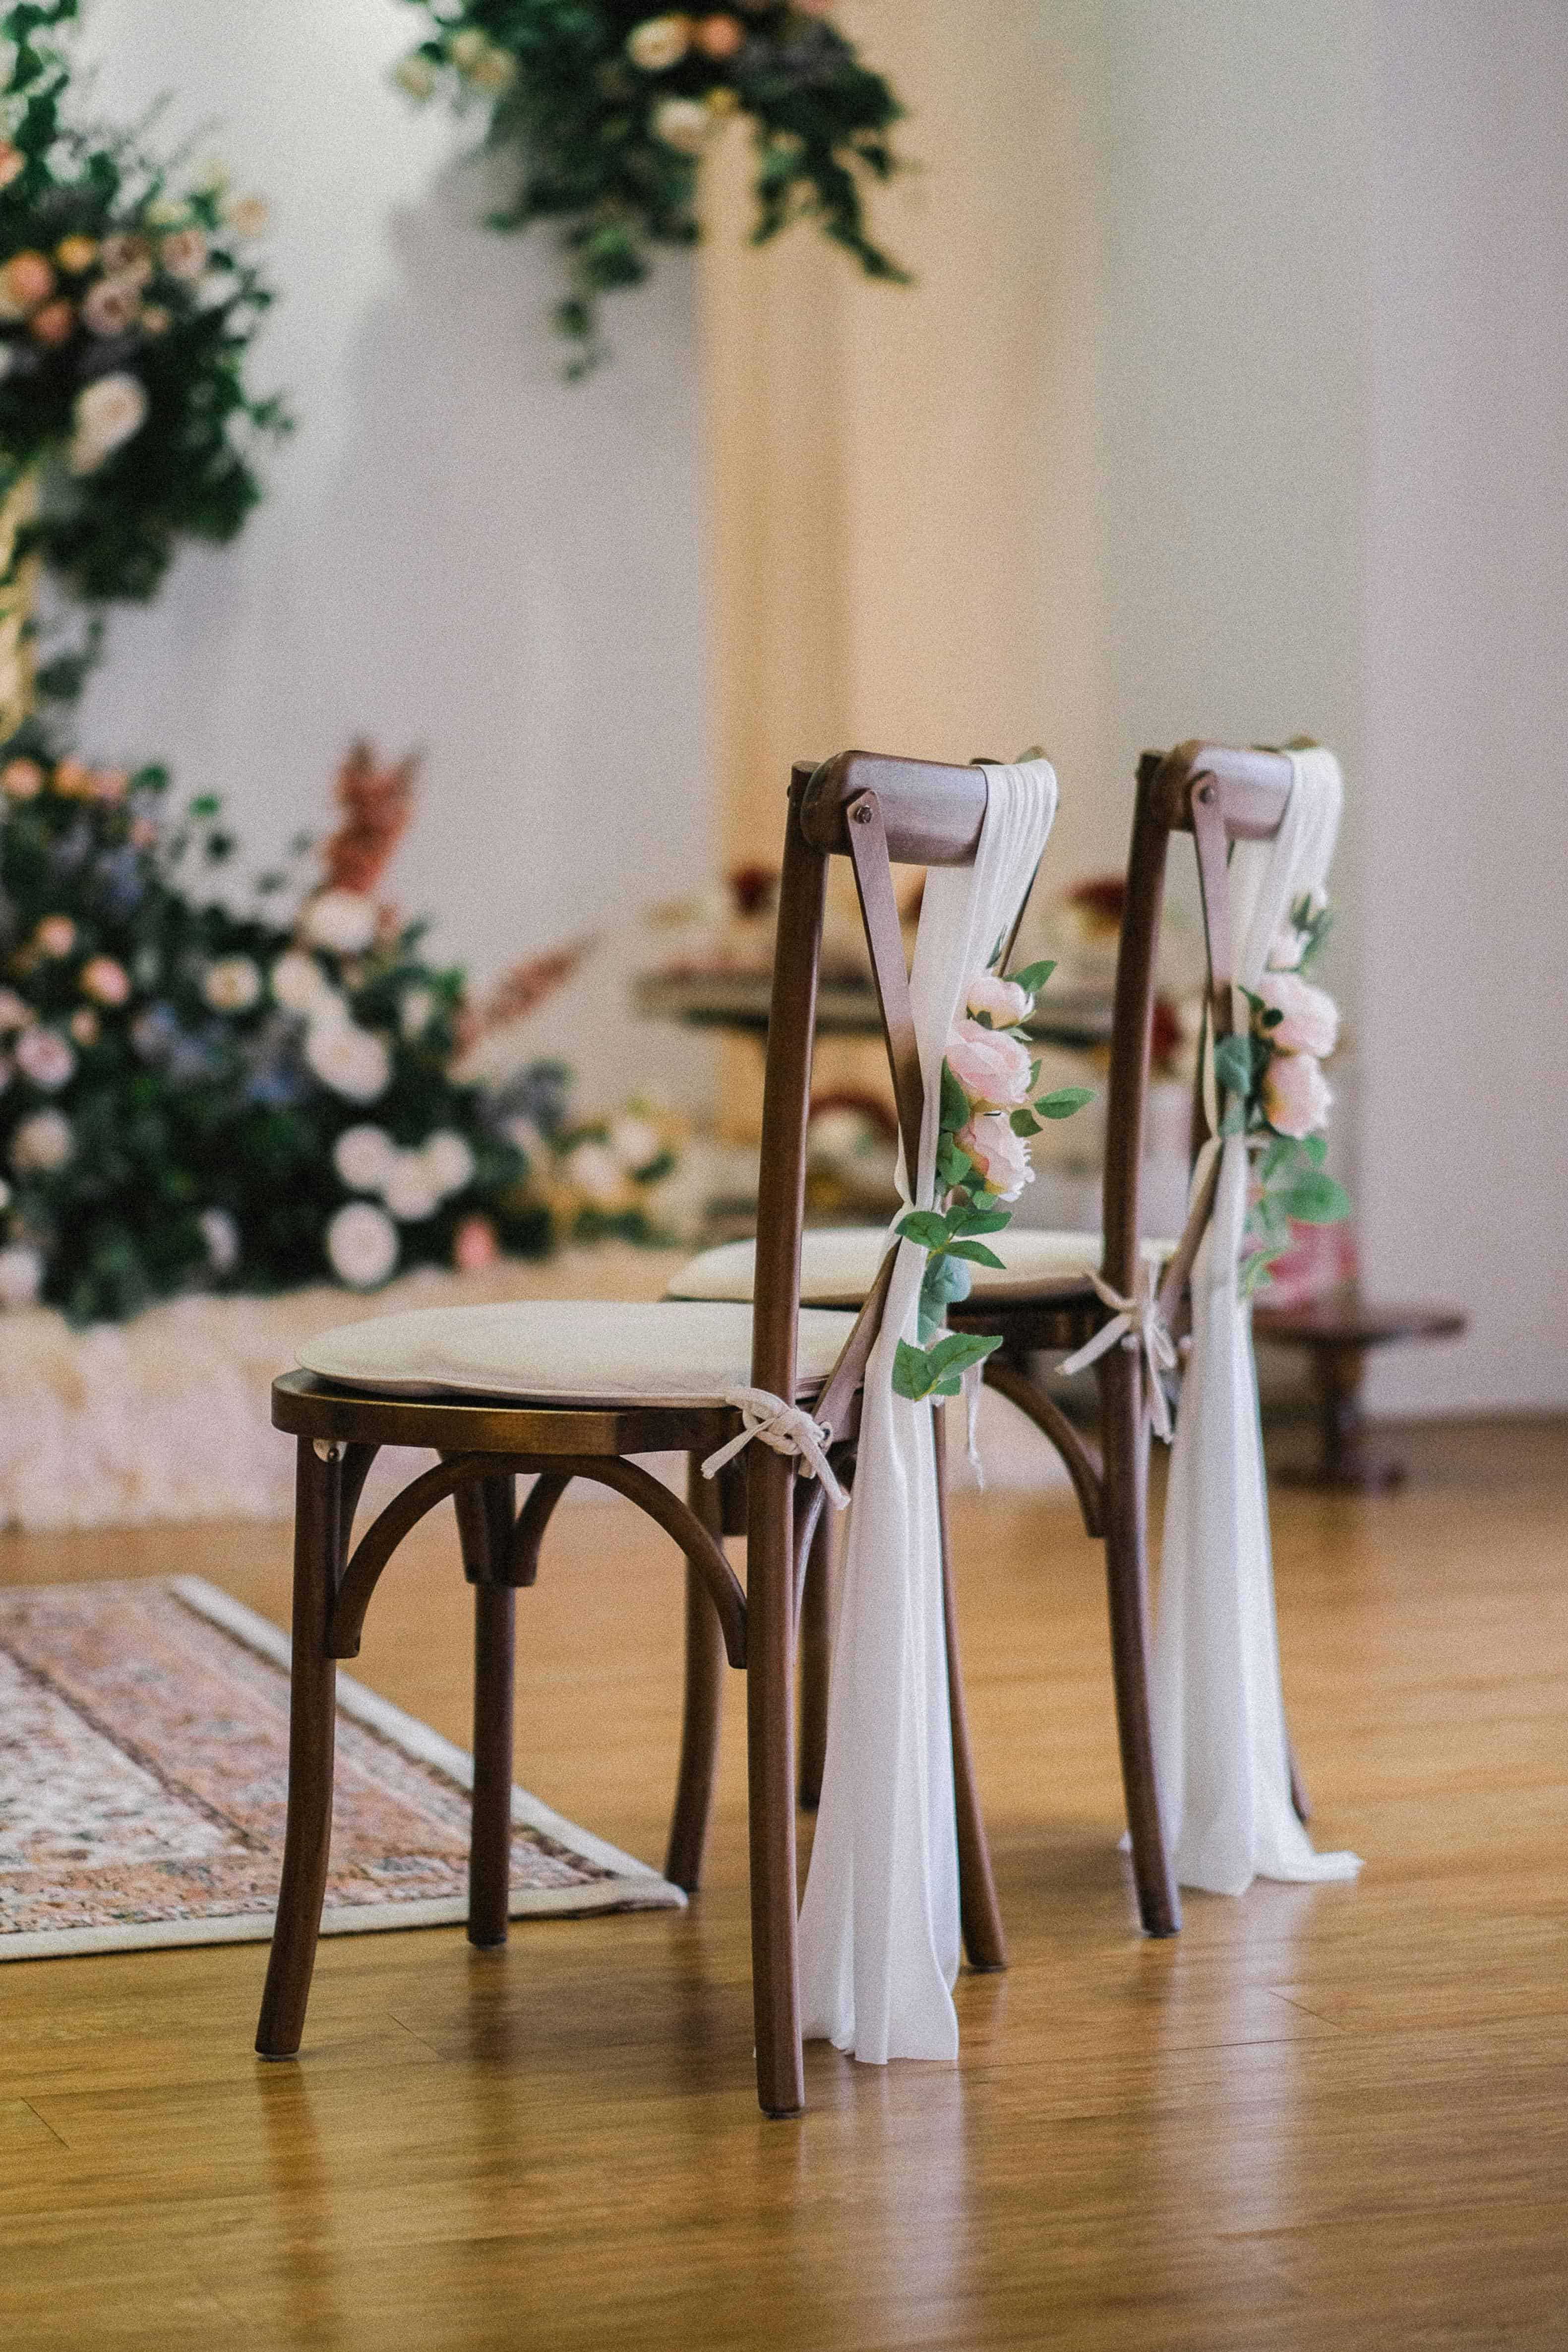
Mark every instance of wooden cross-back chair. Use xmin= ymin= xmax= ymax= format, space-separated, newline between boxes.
xmin=256 ymin=748 xmax=1010 ymax=2118
xmin=670 ymin=740 xmax=1303 ymax=1946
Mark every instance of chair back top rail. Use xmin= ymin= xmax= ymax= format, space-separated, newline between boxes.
xmin=797 ymin=750 xmax=989 ymax=866
xmin=1148 ymin=740 xmax=1293 ymax=840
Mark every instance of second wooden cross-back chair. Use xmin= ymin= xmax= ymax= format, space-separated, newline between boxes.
xmin=257 ymin=747 xmax=1018 ymax=2118
xmin=670 ymin=740 xmax=1308 ymax=1942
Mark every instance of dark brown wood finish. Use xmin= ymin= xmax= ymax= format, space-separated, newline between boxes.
xmin=257 ymin=745 xmax=1007 ymax=2119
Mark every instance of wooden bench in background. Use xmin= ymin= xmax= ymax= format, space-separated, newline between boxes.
xmin=1253 ymin=1289 xmax=1467 ymax=1491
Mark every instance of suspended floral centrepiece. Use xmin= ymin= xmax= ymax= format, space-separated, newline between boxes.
xmin=394 ymin=1 xmax=907 ymax=372
xmin=0 ymin=741 xmax=681 ymax=1324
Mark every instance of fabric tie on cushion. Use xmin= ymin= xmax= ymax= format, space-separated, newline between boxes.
xmin=1152 ymin=747 xmax=1362 ymax=1897
xmin=1058 ymin=1264 xmax=1180 ymax=1442
xmin=701 ymin=1388 xmax=848 ymax=1509
xmin=796 ymin=759 xmax=1057 ymax=2066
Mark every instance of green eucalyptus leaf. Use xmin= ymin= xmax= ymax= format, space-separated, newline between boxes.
xmin=940 ymin=1060 xmax=969 ymax=1134
xmin=953 ymin=1206 xmax=1009 ymax=1235
xmin=1281 ymin=1170 xmax=1352 ymax=1224
xmin=1010 ymin=1107 xmax=1041 ymax=1137
xmin=1011 ymin=959 xmax=1056 ymax=992
xmin=947 ymin=1238 xmax=1005 ymax=1269
xmin=1212 ymin=1035 xmax=1254 ymax=1097
xmin=1036 ymin=1086 xmax=1094 ymax=1120
xmin=893 ymin=1340 xmax=941 ymax=1400
xmin=896 ymin=1210 xmax=951 ymax=1251
xmin=1302 ymin=1133 xmax=1329 ymax=1169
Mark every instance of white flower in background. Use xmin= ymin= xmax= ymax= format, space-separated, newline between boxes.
xmin=80 ymin=273 xmax=141 ymax=336
xmin=199 ymin=1207 xmax=240 ymax=1273
xmin=502 ymin=1115 xmax=545 ymax=1162
xmin=12 ymin=1107 xmax=73 ymax=1173
xmin=333 ymin=1123 xmax=397 ymax=1194
xmin=382 ymin=1150 xmax=440 ymax=1222
xmin=651 ymin=97 xmax=712 ymax=154
xmin=304 ymin=1016 xmax=390 ymax=1105
xmin=627 ymin=14 xmax=690 ymax=71
xmin=1255 ymin=970 xmax=1339 ymax=1060
xmin=15 ymin=1027 xmax=75 ymax=1091
xmin=159 ymin=227 xmax=208 ymax=281
xmin=422 ymin=1130 xmax=475 ymax=1197
xmin=562 ymin=1140 xmax=627 ymax=1206
xmin=145 ymin=197 xmax=189 ymax=228
xmin=399 ymin=985 xmax=435 ymax=1040
xmin=301 ymin=888 xmax=377 ymax=956
xmin=392 ymin=53 xmax=438 ymax=99
xmin=68 ymin=372 xmax=149 ymax=476
xmin=223 ymin=192 xmax=270 ymax=239
xmin=270 ymin=948 xmax=335 ymax=1015
xmin=202 ymin=955 xmax=262 ymax=1013
xmin=326 ymin=1201 xmax=398 ymax=1289
xmin=608 ymin=1114 xmax=662 ymax=1173
xmin=1262 ymin=1051 xmax=1332 ymax=1140
xmin=447 ymin=27 xmax=490 ymax=69
xmin=0 ymin=1242 xmax=42 ymax=1308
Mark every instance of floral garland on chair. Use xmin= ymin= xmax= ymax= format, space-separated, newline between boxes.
xmin=393 ymin=1 xmax=907 ymax=375
xmin=0 ymin=1 xmax=288 ymax=721
xmin=1213 ymin=889 xmax=1351 ymax=1296
xmin=891 ymin=956 xmax=1092 ymax=1403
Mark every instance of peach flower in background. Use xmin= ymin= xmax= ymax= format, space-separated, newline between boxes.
xmin=69 ymin=1008 xmax=99 ymax=1047
xmin=99 ymin=234 xmax=152 ymax=283
xmin=1255 ymin=970 xmax=1338 ymax=1059
xmin=627 ymin=15 xmax=691 ymax=72
xmin=1263 ymin=1051 xmax=1331 ymax=1140
xmin=68 ymin=372 xmax=149 ymax=475
xmin=453 ymin=1214 xmax=499 ymax=1272
xmin=965 ymin=972 xmax=1032 ymax=1028
xmin=1 ymin=760 xmax=43 ymax=799
xmin=956 ymin=1111 xmax=1033 ymax=1203
xmin=34 ymin=916 xmax=76 ymax=958
xmin=80 ymin=956 xmax=131 ymax=1007
xmin=29 ymin=299 xmax=73 ymax=347
xmin=11 ymin=1107 xmax=73 ymax=1171
xmin=695 ymin=13 xmax=744 ymax=59
xmin=652 ymin=97 xmax=711 ymax=153
xmin=946 ymin=1017 xmax=1033 ymax=1113
xmin=224 ymin=194 xmax=270 ymax=239
xmin=158 ymin=227 xmax=208 ymax=281
xmin=0 ymin=144 xmax=23 ymax=192
xmin=55 ymin=234 xmax=98 ymax=274
xmin=0 ymin=249 xmax=55 ymax=316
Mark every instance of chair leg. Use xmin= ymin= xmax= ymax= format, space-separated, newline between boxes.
xmin=797 ymin=1505 xmax=833 ymax=1809
xmin=456 ymin=1474 xmax=518 ymax=1949
xmin=934 ymin=1410 xmax=1008 ymax=1973
xmin=256 ymin=1439 xmax=347 ymax=2058
xmin=746 ymin=1451 xmax=804 ymax=2117
xmin=664 ymin=1455 xmax=727 ymax=1893
xmin=1097 ymin=1350 xmax=1182 ymax=1938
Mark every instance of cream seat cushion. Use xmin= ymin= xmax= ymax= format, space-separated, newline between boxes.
xmin=667 ymin=1227 xmax=1176 ymax=1308
xmin=298 ymin=1298 xmax=858 ymax=1407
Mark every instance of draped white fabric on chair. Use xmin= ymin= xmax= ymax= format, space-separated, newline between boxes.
xmin=1151 ymin=748 xmax=1362 ymax=1895
xmin=797 ymin=760 xmax=1056 ymax=2064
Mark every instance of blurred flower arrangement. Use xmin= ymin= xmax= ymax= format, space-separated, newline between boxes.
xmin=1211 ymin=890 xmax=1352 ymax=1297
xmin=0 ymin=734 xmax=679 ymax=1323
xmin=0 ymin=0 xmax=287 ymax=716
xmin=891 ymin=957 xmax=1092 ymax=1403
xmin=393 ymin=1 xmax=906 ymax=374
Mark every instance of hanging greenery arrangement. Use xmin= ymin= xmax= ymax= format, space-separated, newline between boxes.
xmin=0 ymin=0 xmax=288 ymax=721
xmin=393 ymin=2 xmax=906 ymax=374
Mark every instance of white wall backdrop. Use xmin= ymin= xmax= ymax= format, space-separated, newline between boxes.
xmin=72 ymin=0 xmax=715 ymax=1108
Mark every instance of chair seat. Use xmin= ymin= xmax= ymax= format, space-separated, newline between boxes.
xmin=667 ymin=1227 xmax=1176 ymax=1309
xmin=298 ymin=1298 xmax=859 ymax=1408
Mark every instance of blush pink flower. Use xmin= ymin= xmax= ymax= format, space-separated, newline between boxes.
xmin=965 ymin=971 xmax=1032 ymax=1028
xmin=15 ymin=1026 xmax=75 ymax=1091
xmin=34 ymin=915 xmax=76 ymax=958
xmin=957 ymin=1111 xmax=1033 ymax=1203
xmin=80 ymin=956 xmax=131 ymax=1007
xmin=1255 ymin=970 xmax=1338 ymax=1058
xmin=946 ymin=1018 xmax=1033 ymax=1113
xmin=453 ymin=1214 xmax=500 ymax=1272
xmin=1263 ymin=1051 xmax=1332 ymax=1139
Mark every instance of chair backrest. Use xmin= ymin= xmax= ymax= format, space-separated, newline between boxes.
xmin=1101 ymin=740 xmax=1294 ymax=1314
xmin=751 ymin=750 xmax=995 ymax=1433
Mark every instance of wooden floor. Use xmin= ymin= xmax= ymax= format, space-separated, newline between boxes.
xmin=1 ymin=1417 xmax=1565 ymax=2350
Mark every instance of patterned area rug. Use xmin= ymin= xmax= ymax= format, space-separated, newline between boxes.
xmin=0 ymin=1576 xmax=683 ymax=1960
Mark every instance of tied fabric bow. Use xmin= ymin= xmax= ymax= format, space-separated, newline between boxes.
xmin=701 ymin=1387 xmax=849 ymax=1509
xmin=1058 ymin=1263 xmax=1180 ymax=1442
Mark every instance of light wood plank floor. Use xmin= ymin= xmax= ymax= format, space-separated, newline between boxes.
xmin=1 ymin=1418 xmax=1564 ymax=2350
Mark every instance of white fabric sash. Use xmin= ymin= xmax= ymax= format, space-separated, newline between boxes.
xmin=797 ymin=760 xmax=1057 ymax=2063
xmin=1151 ymin=748 xmax=1362 ymax=1894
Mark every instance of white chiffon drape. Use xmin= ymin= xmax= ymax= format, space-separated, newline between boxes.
xmin=797 ymin=760 xmax=1057 ymax=2064
xmin=1151 ymin=747 xmax=1363 ymax=1895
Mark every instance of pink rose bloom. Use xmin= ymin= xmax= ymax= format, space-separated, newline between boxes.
xmin=1255 ymin=970 xmax=1338 ymax=1058
xmin=34 ymin=915 xmax=76 ymax=958
xmin=453 ymin=1214 xmax=500 ymax=1272
xmin=81 ymin=274 xmax=142 ymax=336
xmin=957 ymin=1111 xmax=1034 ymax=1202
xmin=15 ymin=1026 xmax=75 ymax=1091
xmin=946 ymin=1017 xmax=1033 ymax=1112
xmin=965 ymin=971 xmax=1032 ymax=1028
xmin=1263 ymin=1051 xmax=1331 ymax=1139
xmin=80 ymin=956 xmax=131 ymax=1007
